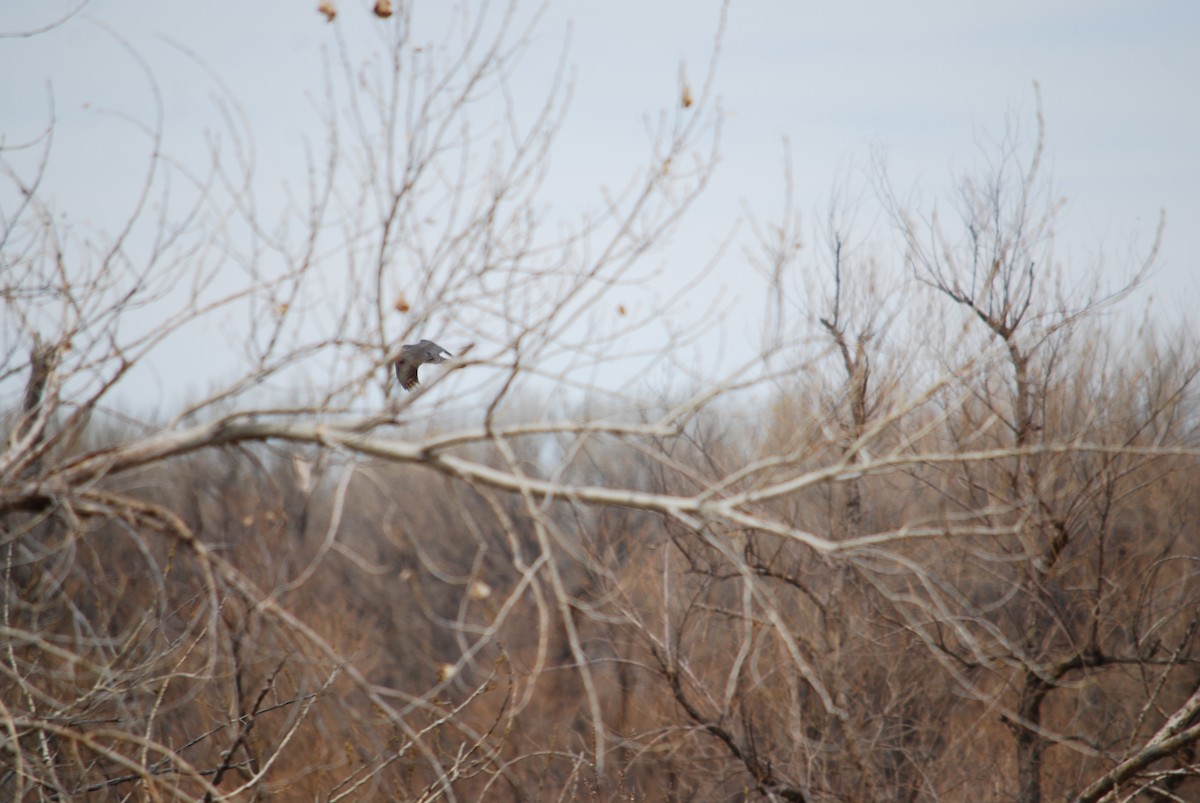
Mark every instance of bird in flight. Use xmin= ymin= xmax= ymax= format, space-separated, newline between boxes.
xmin=394 ymin=339 xmax=453 ymax=391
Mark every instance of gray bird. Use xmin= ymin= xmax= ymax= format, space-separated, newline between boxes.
xmin=394 ymin=339 xmax=453 ymax=391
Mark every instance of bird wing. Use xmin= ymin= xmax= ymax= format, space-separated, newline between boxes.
xmin=395 ymin=355 xmax=421 ymax=391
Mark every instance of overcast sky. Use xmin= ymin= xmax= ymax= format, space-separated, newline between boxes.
xmin=3 ymin=0 xmax=1197 ymax=407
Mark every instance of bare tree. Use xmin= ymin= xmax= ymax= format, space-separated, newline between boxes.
xmin=2 ymin=4 xmax=1198 ymax=802
xmin=871 ymin=88 xmax=1199 ymax=802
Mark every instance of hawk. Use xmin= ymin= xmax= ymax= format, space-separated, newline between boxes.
xmin=394 ymin=339 xmax=453 ymax=391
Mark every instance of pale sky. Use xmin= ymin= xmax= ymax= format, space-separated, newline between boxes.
xmin=3 ymin=0 xmax=1197 ymax=408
